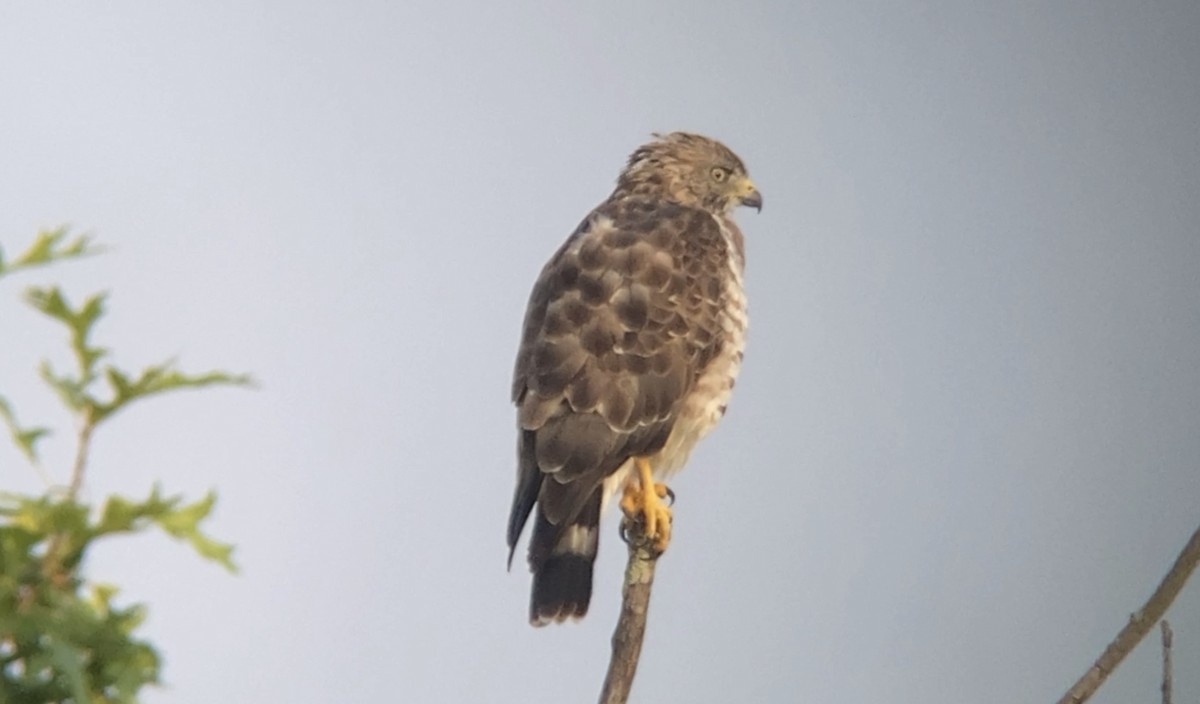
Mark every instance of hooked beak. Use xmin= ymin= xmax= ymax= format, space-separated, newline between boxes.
xmin=740 ymin=189 xmax=763 ymax=212
xmin=736 ymin=177 xmax=762 ymax=212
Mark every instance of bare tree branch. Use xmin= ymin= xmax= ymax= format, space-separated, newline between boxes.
xmin=1161 ymin=620 xmax=1173 ymax=704
xmin=599 ymin=520 xmax=664 ymax=704
xmin=1057 ymin=523 xmax=1200 ymax=704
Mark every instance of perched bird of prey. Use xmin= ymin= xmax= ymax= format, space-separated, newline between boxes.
xmin=507 ymin=132 xmax=761 ymax=626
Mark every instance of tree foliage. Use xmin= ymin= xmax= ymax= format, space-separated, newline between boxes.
xmin=0 ymin=227 xmax=249 ymax=703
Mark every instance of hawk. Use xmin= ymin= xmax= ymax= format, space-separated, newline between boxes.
xmin=507 ymin=132 xmax=761 ymax=626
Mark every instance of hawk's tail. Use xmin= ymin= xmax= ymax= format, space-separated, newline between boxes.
xmin=528 ymin=489 xmax=602 ymax=626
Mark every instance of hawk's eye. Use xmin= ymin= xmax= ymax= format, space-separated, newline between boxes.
xmin=710 ymin=167 xmax=729 ymax=183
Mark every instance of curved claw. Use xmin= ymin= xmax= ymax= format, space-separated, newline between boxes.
xmin=643 ymin=495 xmax=672 ymax=553
xmin=620 ymin=458 xmax=676 ymax=553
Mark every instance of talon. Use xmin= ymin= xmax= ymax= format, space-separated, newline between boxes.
xmin=620 ymin=478 xmax=643 ymax=517
xmin=618 ymin=457 xmax=673 ymax=553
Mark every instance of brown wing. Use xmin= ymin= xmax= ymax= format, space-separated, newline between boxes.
xmin=507 ymin=196 xmax=730 ymax=554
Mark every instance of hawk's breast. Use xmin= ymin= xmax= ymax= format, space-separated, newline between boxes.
xmin=651 ymin=215 xmax=748 ymax=478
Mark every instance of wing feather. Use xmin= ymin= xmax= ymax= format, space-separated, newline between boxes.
xmin=509 ymin=197 xmax=729 ymax=542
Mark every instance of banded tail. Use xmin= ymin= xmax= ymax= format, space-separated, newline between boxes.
xmin=508 ymin=471 xmax=602 ymax=626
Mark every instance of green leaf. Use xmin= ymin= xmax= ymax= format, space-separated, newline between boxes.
xmin=0 ymin=395 xmax=50 ymax=462
xmin=0 ymin=227 xmax=101 ymax=279
xmin=94 ymin=487 xmax=172 ymax=536
xmin=92 ymin=487 xmax=238 ymax=573
xmin=43 ymin=500 xmax=91 ymax=536
xmin=153 ymin=491 xmax=238 ymax=573
xmin=93 ymin=361 xmax=254 ymax=422
xmin=88 ymin=582 xmax=120 ymax=615
xmin=19 ymin=266 xmax=253 ymax=428
xmin=0 ymin=522 xmax=43 ymax=576
xmin=38 ymin=359 xmax=91 ymax=412
xmin=46 ymin=637 xmax=90 ymax=704
xmin=25 ymin=286 xmax=109 ymax=382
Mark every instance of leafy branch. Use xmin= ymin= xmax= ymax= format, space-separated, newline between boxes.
xmin=0 ymin=227 xmax=249 ymax=703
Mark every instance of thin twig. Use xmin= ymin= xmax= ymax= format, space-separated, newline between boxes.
xmin=40 ymin=405 xmax=97 ymax=583
xmin=1057 ymin=523 xmax=1200 ymax=704
xmin=599 ymin=520 xmax=664 ymax=704
xmin=1161 ymin=620 xmax=1173 ymax=704
xmin=67 ymin=405 xmax=95 ymax=499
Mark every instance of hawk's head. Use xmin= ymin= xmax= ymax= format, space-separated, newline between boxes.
xmin=615 ymin=132 xmax=762 ymax=215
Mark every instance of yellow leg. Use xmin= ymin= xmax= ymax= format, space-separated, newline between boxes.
xmin=619 ymin=457 xmax=673 ymax=552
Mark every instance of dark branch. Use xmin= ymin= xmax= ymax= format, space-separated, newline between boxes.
xmin=598 ymin=518 xmax=664 ymax=704
xmin=1057 ymin=523 xmax=1200 ymax=704
xmin=1161 ymin=620 xmax=1173 ymax=704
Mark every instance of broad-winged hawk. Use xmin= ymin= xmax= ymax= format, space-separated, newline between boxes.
xmin=507 ymin=132 xmax=761 ymax=625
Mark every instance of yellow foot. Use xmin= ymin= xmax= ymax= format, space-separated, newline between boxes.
xmin=619 ymin=457 xmax=673 ymax=552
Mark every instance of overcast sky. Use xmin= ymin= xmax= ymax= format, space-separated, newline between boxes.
xmin=2 ymin=2 xmax=1198 ymax=703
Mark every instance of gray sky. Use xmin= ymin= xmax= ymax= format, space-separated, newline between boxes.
xmin=2 ymin=2 xmax=1198 ymax=702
